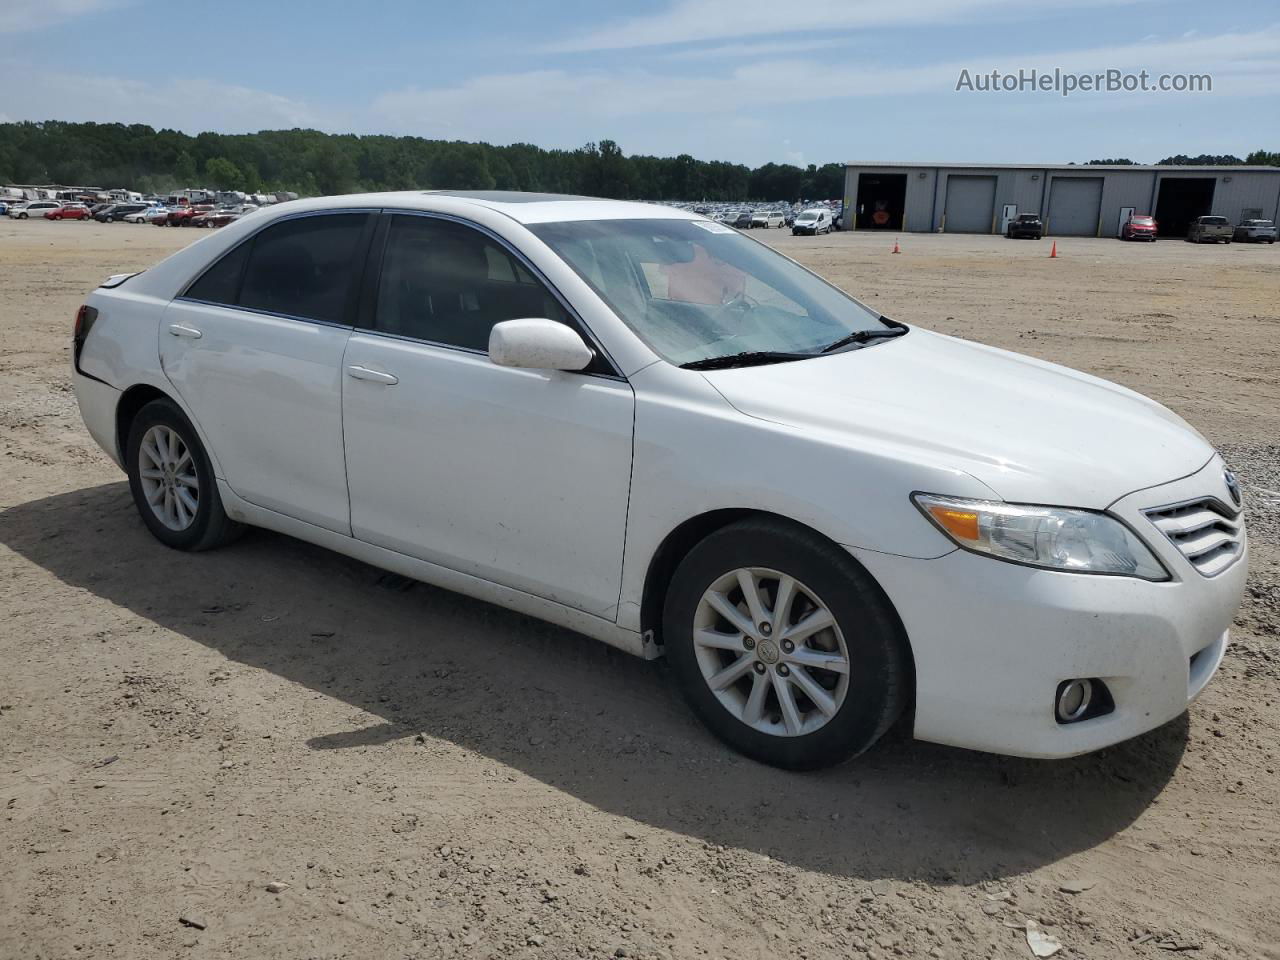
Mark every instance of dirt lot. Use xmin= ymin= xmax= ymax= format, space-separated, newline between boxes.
xmin=2 ymin=219 xmax=1278 ymax=960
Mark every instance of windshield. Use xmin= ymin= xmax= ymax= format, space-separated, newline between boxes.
xmin=528 ymin=218 xmax=890 ymax=366
xmin=797 ymin=213 xmax=817 ymax=222
xmin=1131 ymin=216 xmax=1154 ymax=224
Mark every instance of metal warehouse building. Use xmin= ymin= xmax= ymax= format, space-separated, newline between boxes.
xmin=843 ymin=163 xmax=1280 ymax=238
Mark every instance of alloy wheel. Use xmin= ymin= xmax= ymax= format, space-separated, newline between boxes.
xmin=138 ymin=424 xmax=199 ymax=531
xmin=692 ymin=567 xmax=850 ymax=737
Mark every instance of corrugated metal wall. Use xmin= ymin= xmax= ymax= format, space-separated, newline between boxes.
xmin=844 ymin=165 xmax=1280 ymax=234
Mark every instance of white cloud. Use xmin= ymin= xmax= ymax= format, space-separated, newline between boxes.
xmin=662 ymin=38 xmax=852 ymax=60
xmin=372 ymin=25 xmax=1280 ymax=142
xmin=0 ymin=61 xmax=329 ymax=132
xmin=0 ymin=0 xmax=125 ymax=34
xmin=548 ymin=0 xmax=1144 ymax=53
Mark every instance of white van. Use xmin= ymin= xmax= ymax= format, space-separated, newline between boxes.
xmin=791 ymin=208 xmax=831 ymax=236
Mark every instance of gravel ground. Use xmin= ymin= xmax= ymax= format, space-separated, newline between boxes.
xmin=1 ymin=218 xmax=1277 ymax=960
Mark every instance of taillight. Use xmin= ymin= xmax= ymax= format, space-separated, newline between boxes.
xmin=73 ymin=304 xmax=98 ymax=371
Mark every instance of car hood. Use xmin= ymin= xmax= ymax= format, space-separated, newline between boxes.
xmin=701 ymin=328 xmax=1213 ymax=508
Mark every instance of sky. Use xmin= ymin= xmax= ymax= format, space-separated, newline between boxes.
xmin=1 ymin=0 xmax=1277 ymax=167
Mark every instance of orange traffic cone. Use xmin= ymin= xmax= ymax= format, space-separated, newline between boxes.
xmin=892 ymin=239 xmax=901 ymax=254
xmin=1049 ymin=241 xmax=1058 ymax=258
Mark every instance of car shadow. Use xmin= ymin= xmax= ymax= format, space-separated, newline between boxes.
xmin=0 ymin=482 xmax=1188 ymax=883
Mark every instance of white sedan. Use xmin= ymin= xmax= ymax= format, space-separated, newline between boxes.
xmin=71 ymin=191 xmax=1247 ymax=769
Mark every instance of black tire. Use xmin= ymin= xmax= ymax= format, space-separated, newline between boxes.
xmin=125 ymin=398 xmax=243 ymax=552
xmin=663 ymin=517 xmax=909 ymax=769
xmin=18 ymin=212 xmax=28 ymax=219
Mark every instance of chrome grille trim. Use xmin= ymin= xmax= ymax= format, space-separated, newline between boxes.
xmin=1144 ymin=497 xmax=1243 ymax=578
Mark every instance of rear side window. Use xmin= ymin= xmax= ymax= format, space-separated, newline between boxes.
xmin=239 ymin=214 xmax=369 ymax=323
xmin=185 ymin=240 xmax=250 ymax=305
xmin=183 ymin=212 xmax=370 ymax=324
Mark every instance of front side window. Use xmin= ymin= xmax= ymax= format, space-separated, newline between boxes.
xmin=373 ymin=214 xmax=577 ymax=354
xmin=184 ymin=212 xmax=370 ymax=324
xmin=528 ymin=218 xmax=890 ymax=366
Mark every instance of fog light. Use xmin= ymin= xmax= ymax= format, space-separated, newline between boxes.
xmin=1055 ymin=679 xmax=1094 ymax=723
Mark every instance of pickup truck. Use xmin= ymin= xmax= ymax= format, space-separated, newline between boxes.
xmin=1187 ymin=216 xmax=1233 ymax=243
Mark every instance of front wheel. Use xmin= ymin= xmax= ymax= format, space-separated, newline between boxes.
xmin=664 ymin=518 xmax=909 ymax=769
xmin=126 ymin=398 xmax=243 ymax=551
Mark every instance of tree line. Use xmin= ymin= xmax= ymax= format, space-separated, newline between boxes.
xmin=0 ymin=121 xmax=846 ymax=201
xmin=3 ymin=122 xmax=1274 ymax=201
xmin=1087 ymin=153 xmax=1280 ymax=166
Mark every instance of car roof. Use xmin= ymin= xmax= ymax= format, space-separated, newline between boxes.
xmin=323 ymin=189 xmax=705 ymax=225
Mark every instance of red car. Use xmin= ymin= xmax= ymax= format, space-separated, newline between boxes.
xmin=167 ymin=203 xmax=214 ymax=227
xmin=1121 ymin=214 xmax=1158 ymax=241
xmin=45 ymin=202 xmax=92 ymax=221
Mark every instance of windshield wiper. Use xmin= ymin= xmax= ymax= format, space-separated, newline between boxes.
xmin=679 ymin=350 xmax=812 ymax=371
xmin=819 ymin=321 xmax=908 ymax=354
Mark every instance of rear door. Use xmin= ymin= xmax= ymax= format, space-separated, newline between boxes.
xmin=160 ymin=210 xmax=375 ymax=533
xmin=341 ymin=212 xmax=635 ymax=616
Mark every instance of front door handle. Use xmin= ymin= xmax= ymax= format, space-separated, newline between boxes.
xmin=346 ymin=364 xmax=399 ymax=385
xmin=168 ymin=323 xmax=203 ymax=339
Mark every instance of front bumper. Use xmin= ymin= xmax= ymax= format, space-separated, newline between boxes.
xmin=852 ymin=457 xmax=1248 ymax=758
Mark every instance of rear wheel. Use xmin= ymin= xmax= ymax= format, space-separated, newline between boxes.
xmin=664 ymin=518 xmax=908 ymax=769
xmin=125 ymin=398 xmax=242 ymax=551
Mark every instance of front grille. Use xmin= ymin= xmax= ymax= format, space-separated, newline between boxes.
xmin=1144 ymin=498 xmax=1243 ymax=578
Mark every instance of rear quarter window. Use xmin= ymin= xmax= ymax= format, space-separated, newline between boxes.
xmin=181 ymin=212 xmax=371 ymax=324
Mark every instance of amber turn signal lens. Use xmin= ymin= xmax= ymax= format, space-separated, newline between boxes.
xmin=925 ymin=504 xmax=981 ymax=542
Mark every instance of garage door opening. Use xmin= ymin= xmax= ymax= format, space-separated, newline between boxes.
xmin=855 ymin=174 xmax=908 ymax=230
xmin=943 ymin=176 xmax=997 ymax=233
xmin=1155 ymin=178 xmax=1216 ymax=237
xmin=1046 ymin=177 xmax=1104 ymax=236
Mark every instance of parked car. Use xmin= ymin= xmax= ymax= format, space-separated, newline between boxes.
xmin=1121 ymin=214 xmax=1158 ymax=241
xmin=168 ymin=204 xmax=214 ymax=227
xmin=0 ymin=200 xmax=7 ymax=216
xmin=9 ymin=200 xmax=62 ymax=219
xmin=146 ymin=205 xmax=172 ymax=226
xmin=751 ymin=210 xmax=786 ymax=229
xmin=1006 ymin=213 xmax=1044 ymax=239
xmin=730 ymin=210 xmax=754 ymax=229
xmin=96 ymin=203 xmax=151 ymax=223
xmin=791 ymin=208 xmax=831 ymax=235
xmin=46 ymin=202 xmax=92 ymax=221
xmin=124 ymin=206 xmax=161 ymax=224
xmin=72 ymin=192 xmax=1247 ymax=770
xmin=1187 ymin=216 xmax=1233 ymax=243
xmin=1232 ymin=219 xmax=1276 ymax=243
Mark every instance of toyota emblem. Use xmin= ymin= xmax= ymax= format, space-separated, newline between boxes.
xmin=1224 ymin=469 xmax=1242 ymax=508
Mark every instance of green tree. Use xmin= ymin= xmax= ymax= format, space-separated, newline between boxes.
xmin=204 ymin=156 xmax=244 ymax=190
xmin=1245 ymin=150 xmax=1280 ymax=166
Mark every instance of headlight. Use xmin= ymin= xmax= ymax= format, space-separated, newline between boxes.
xmin=913 ymin=493 xmax=1168 ymax=580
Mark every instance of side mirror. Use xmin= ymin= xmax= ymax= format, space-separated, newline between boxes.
xmin=488 ymin=318 xmax=594 ymax=372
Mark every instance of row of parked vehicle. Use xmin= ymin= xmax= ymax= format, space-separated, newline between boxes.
xmin=1004 ymin=211 xmax=1277 ymax=243
xmin=661 ymin=199 xmax=847 ymax=236
xmin=2 ymin=197 xmax=261 ymax=229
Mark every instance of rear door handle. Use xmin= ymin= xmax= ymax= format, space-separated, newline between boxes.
xmin=168 ymin=323 xmax=203 ymax=339
xmin=346 ymin=364 xmax=398 ymax=385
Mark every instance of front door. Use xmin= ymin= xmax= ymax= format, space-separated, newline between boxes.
xmin=160 ymin=211 xmax=374 ymax=533
xmin=1000 ymin=203 xmax=1017 ymax=234
xmin=1118 ymin=206 xmax=1135 ymax=238
xmin=341 ymin=213 xmax=635 ymax=616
